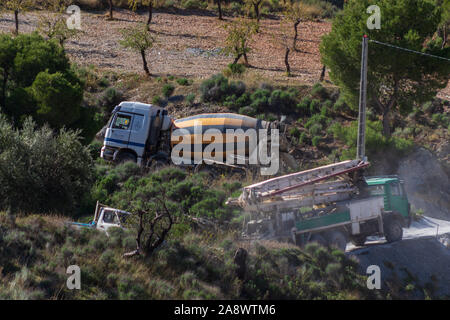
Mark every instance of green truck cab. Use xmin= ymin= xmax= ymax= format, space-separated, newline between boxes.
xmin=366 ymin=176 xmax=411 ymax=223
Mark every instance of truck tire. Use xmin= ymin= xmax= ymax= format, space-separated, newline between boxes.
xmin=350 ymin=234 xmax=367 ymax=247
xmin=325 ymin=230 xmax=347 ymax=251
xmin=384 ymin=218 xmax=403 ymax=243
xmin=116 ymin=152 xmax=136 ymax=164
xmin=309 ymin=233 xmax=327 ymax=247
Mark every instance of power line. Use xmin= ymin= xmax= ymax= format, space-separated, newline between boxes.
xmin=369 ymin=39 xmax=450 ymax=62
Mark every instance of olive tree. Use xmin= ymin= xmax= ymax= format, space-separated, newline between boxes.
xmin=284 ymin=1 xmax=323 ymax=52
xmin=244 ymin=0 xmax=264 ymax=23
xmin=119 ymin=24 xmax=156 ymax=75
xmin=223 ymin=18 xmax=258 ymax=66
xmin=37 ymin=0 xmax=79 ymax=48
xmin=320 ymin=0 xmax=450 ymax=137
xmin=0 ymin=116 xmax=93 ymax=215
xmin=128 ymin=0 xmax=165 ymax=29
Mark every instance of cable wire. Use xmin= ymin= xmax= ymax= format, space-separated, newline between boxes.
xmin=369 ymin=39 xmax=450 ymax=62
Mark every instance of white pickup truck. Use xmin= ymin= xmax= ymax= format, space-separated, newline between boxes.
xmin=68 ymin=202 xmax=131 ymax=234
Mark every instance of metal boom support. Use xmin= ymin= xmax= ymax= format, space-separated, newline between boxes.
xmin=357 ymin=35 xmax=368 ymax=161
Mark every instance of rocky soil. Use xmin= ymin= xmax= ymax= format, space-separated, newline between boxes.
xmin=0 ymin=8 xmax=449 ymax=98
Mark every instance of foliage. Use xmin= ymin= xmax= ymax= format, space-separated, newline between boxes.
xmin=185 ymin=93 xmax=196 ymax=105
xmin=162 ymin=83 xmax=175 ymax=97
xmin=119 ymin=24 xmax=156 ymax=75
xmin=0 ymin=213 xmax=390 ymax=300
xmin=31 ymin=71 xmax=84 ymax=128
xmin=0 ymin=116 xmax=93 ymax=215
xmin=222 ymin=18 xmax=258 ymax=65
xmin=0 ymin=32 xmax=90 ymax=133
xmin=320 ymin=0 xmax=450 ymax=137
xmin=330 ymin=120 xmax=414 ymax=159
xmin=176 ymin=78 xmax=190 ymax=86
xmin=37 ymin=0 xmax=79 ymax=47
xmin=200 ymin=74 xmax=246 ymax=103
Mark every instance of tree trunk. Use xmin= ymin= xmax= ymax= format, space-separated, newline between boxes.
xmin=284 ymin=47 xmax=291 ymax=76
xmin=319 ymin=65 xmax=326 ymax=82
xmin=141 ymin=49 xmax=150 ymax=75
xmin=1 ymin=70 xmax=8 ymax=111
xmin=382 ymin=108 xmax=391 ymax=138
xmin=442 ymin=26 xmax=447 ymax=49
xmin=254 ymin=3 xmax=260 ymax=23
xmin=217 ymin=0 xmax=223 ymax=20
xmin=14 ymin=10 xmax=19 ymax=34
xmin=147 ymin=2 xmax=153 ymax=27
xmin=293 ymin=20 xmax=300 ymax=51
xmin=108 ymin=0 xmax=113 ymax=20
xmin=233 ymin=53 xmax=242 ymax=64
xmin=243 ymin=52 xmax=249 ymax=66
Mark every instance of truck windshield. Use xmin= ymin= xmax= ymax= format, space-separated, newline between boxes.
xmin=368 ymin=185 xmax=384 ymax=196
xmin=113 ymin=114 xmax=132 ymax=130
xmin=102 ymin=210 xmax=116 ymax=223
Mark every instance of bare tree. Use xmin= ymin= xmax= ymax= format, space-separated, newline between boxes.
xmin=274 ymin=18 xmax=294 ymax=76
xmin=108 ymin=0 xmax=114 ymax=20
xmin=284 ymin=1 xmax=323 ymax=51
xmin=124 ymin=196 xmax=175 ymax=258
xmin=216 ymin=0 xmax=223 ymax=20
xmin=3 ymin=0 xmax=33 ymax=34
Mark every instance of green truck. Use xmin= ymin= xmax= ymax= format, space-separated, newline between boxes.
xmin=293 ymin=175 xmax=411 ymax=250
xmin=227 ymin=160 xmax=412 ymax=251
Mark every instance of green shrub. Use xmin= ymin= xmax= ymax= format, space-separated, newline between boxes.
xmin=152 ymin=95 xmax=163 ymax=105
xmin=289 ymin=126 xmax=301 ymax=138
xmin=98 ymin=87 xmax=123 ymax=114
xmin=268 ymin=89 xmax=297 ymax=113
xmin=309 ymin=123 xmax=323 ymax=136
xmin=299 ymin=132 xmax=307 ymax=145
xmin=185 ymin=93 xmax=196 ymax=105
xmin=309 ymin=99 xmax=321 ymax=114
xmin=176 ymin=78 xmax=190 ymax=86
xmin=227 ymin=63 xmax=246 ymax=75
xmin=311 ymin=83 xmax=327 ymax=98
xmin=312 ymin=136 xmax=320 ymax=146
xmin=162 ymin=84 xmax=175 ymax=97
xmin=201 ymin=74 xmax=246 ymax=103
xmin=296 ymin=96 xmax=311 ymax=115
xmin=239 ymin=106 xmax=256 ymax=116
xmin=182 ymin=0 xmax=208 ymax=9
xmin=0 ymin=116 xmax=93 ymax=215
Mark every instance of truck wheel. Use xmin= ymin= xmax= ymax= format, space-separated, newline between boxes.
xmin=350 ymin=235 xmax=367 ymax=247
xmin=116 ymin=152 xmax=136 ymax=164
xmin=325 ymin=230 xmax=347 ymax=251
xmin=384 ymin=218 xmax=403 ymax=243
xmin=309 ymin=234 xmax=327 ymax=247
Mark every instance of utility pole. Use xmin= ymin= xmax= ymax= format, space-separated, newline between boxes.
xmin=356 ymin=35 xmax=368 ymax=161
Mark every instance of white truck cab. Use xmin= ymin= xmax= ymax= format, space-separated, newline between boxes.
xmin=96 ymin=206 xmax=131 ymax=233
xmin=100 ymin=101 xmax=173 ymax=166
xmin=67 ymin=202 xmax=132 ymax=235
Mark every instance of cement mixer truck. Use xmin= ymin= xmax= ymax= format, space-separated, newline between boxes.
xmin=98 ymin=101 xmax=296 ymax=175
